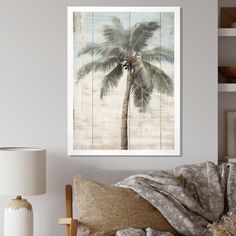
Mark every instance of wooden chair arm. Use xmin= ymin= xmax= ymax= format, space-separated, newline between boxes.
xmin=58 ymin=218 xmax=73 ymax=225
xmin=59 ymin=218 xmax=78 ymax=236
xmin=58 ymin=185 xmax=78 ymax=236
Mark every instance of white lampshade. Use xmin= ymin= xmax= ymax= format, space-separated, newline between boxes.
xmin=0 ymin=147 xmax=46 ymax=196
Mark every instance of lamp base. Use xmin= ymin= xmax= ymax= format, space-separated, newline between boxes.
xmin=4 ymin=196 xmax=33 ymax=236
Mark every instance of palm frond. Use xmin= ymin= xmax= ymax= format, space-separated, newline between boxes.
xmin=131 ymin=22 xmax=160 ymax=51
xmin=110 ymin=17 xmax=132 ymax=50
xmin=122 ymin=30 xmax=132 ymax=50
xmin=132 ymin=60 xmax=149 ymax=87
xmin=100 ymin=64 xmax=123 ymax=98
xmin=79 ymin=43 xmax=126 ymax=61
xmin=77 ymin=58 xmax=118 ymax=80
xmin=141 ymin=61 xmax=174 ymax=96
xmin=78 ymin=43 xmax=103 ymax=56
xmin=79 ymin=17 xmax=126 ymax=56
xmin=131 ymin=73 xmax=153 ymax=113
xmin=111 ymin=17 xmax=125 ymax=33
xmin=102 ymin=47 xmax=126 ymax=60
xmin=103 ymin=21 xmax=125 ymax=47
xmin=141 ymin=47 xmax=174 ymax=63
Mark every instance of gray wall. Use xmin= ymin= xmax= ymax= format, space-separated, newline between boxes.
xmin=0 ymin=0 xmax=218 ymax=236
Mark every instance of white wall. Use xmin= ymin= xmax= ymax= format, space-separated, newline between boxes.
xmin=0 ymin=0 xmax=218 ymax=236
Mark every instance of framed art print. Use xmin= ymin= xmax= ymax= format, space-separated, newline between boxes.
xmin=225 ymin=110 xmax=236 ymax=158
xmin=68 ymin=7 xmax=181 ymax=156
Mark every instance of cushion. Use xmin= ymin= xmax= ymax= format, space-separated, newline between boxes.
xmin=73 ymin=177 xmax=178 ymax=236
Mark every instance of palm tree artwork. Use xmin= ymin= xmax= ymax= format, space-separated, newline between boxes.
xmin=75 ymin=13 xmax=175 ymax=150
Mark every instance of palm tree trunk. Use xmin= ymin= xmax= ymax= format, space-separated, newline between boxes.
xmin=121 ymin=70 xmax=132 ymax=150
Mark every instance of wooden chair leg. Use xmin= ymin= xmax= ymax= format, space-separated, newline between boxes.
xmin=70 ymin=219 xmax=78 ymax=236
xmin=66 ymin=225 xmax=70 ymax=236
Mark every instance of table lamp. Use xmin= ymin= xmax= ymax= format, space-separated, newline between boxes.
xmin=0 ymin=147 xmax=46 ymax=236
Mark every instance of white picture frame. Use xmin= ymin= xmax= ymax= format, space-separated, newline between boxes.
xmin=68 ymin=7 xmax=181 ymax=156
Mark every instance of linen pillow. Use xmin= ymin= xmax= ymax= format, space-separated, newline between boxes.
xmin=73 ymin=177 xmax=178 ymax=236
